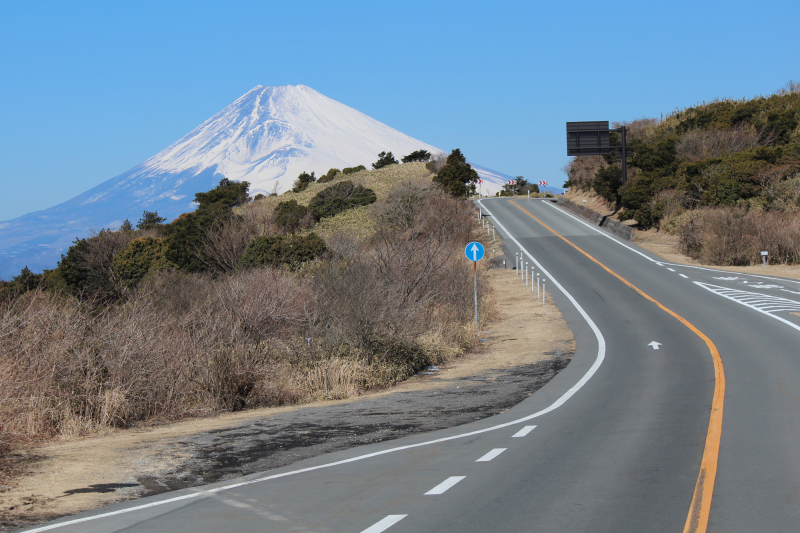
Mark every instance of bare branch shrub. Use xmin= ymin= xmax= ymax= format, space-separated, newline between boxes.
xmin=425 ymin=152 xmax=448 ymax=173
xmin=562 ymin=155 xmax=606 ymax=190
xmin=676 ymin=123 xmax=778 ymax=162
xmin=678 ymin=206 xmax=800 ymax=265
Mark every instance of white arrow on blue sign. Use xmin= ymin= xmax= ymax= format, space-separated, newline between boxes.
xmin=465 ymin=241 xmax=485 ymax=262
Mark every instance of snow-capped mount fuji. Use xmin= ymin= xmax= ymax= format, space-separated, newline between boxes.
xmin=0 ymin=85 xmax=512 ymax=277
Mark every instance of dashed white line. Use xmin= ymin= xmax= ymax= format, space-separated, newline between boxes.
xmin=425 ymin=476 xmax=466 ymax=495
xmin=679 ymin=274 xmax=689 ymax=279
xmin=476 ymin=448 xmax=507 ymax=462
xmin=28 ymin=200 xmax=608 ymax=533
xmin=667 ymin=268 xmax=676 ymax=272
xmin=512 ymin=425 xmax=537 ymax=437
xmin=360 ymin=514 xmax=408 ymax=533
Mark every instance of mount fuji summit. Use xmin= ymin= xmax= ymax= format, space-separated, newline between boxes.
xmin=0 ymin=85 xmax=513 ymax=277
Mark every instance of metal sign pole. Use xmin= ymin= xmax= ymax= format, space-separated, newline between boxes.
xmin=474 ymin=261 xmax=478 ymax=328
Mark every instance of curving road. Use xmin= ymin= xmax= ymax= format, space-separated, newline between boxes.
xmin=24 ymin=198 xmax=800 ymax=532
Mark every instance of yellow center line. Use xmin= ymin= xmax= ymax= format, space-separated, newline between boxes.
xmin=509 ymin=200 xmax=724 ymax=533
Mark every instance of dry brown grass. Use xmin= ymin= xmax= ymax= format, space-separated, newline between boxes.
xmin=0 ymin=167 xmax=486 ymax=488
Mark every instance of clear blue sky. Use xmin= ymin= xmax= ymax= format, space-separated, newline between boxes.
xmin=1 ymin=0 xmax=798 ymax=220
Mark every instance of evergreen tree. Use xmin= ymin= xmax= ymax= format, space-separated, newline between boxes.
xmin=401 ymin=149 xmax=431 ymax=163
xmin=372 ymin=151 xmax=399 ymax=169
xmin=432 ymin=149 xmax=479 ymax=197
xmin=162 ymin=178 xmax=251 ymax=272
xmin=120 ymin=219 xmax=133 ymax=231
xmin=292 ymin=171 xmax=316 ymax=192
xmin=137 ymin=211 xmax=167 ymax=230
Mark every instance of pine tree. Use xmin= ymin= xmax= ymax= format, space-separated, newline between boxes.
xmin=432 ymin=149 xmax=479 ymax=197
xmin=120 ymin=219 xmax=133 ymax=231
xmin=372 ymin=151 xmax=399 ymax=169
xmin=292 ymin=171 xmax=316 ymax=192
xmin=401 ymin=149 xmax=431 ymax=163
xmin=137 ymin=211 xmax=167 ymax=230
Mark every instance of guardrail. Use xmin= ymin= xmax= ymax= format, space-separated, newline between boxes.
xmin=554 ymin=198 xmax=633 ymax=240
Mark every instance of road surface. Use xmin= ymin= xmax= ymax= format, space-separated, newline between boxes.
xmin=24 ymin=198 xmax=800 ymax=532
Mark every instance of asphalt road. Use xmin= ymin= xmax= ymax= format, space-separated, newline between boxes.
xmin=24 ymin=198 xmax=800 ymax=533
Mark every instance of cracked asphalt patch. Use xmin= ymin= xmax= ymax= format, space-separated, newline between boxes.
xmin=136 ymin=357 xmax=570 ymax=494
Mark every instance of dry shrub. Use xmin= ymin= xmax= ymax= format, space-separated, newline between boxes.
xmin=678 ymin=207 xmax=800 ymax=265
xmin=676 ymin=123 xmax=777 ymax=162
xmin=562 ymin=155 xmax=606 ymax=190
xmin=0 ymin=176 xmax=485 ymax=465
xmin=759 ymin=165 xmax=800 ymax=211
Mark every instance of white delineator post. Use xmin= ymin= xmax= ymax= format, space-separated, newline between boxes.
xmin=531 ymin=266 xmax=535 ymax=292
xmin=492 ymin=226 xmax=495 ymax=241
xmin=537 ymin=273 xmax=540 ymax=297
xmin=525 ymin=262 xmax=528 ymax=286
xmin=543 ymin=280 xmax=546 ymax=305
xmin=515 ymin=253 xmax=519 ymax=274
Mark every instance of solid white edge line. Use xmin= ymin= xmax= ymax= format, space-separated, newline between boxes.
xmin=26 ymin=200 xmax=608 ymax=533
xmin=360 ymin=514 xmax=408 ymax=533
xmin=694 ymin=282 xmax=800 ymax=333
xmin=476 ymin=448 xmax=507 ymax=462
xmin=541 ymin=200 xmax=658 ymax=263
xmin=425 ymin=476 xmax=466 ymax=495
xmin=512 ymin=425 xmax=537 ymax=437
xmin=542 ymin=198 xmax=800 ymax=288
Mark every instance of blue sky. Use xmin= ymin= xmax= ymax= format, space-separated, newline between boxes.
xmin=1 ymin=0 xmax=798 ymax=220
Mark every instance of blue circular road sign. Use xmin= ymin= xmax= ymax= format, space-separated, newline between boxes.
xmin=465 ymin=241 xmax=485 ymax=262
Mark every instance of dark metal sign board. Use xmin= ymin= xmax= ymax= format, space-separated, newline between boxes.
xmin=567 ymin=121 xmax=611 ymax=156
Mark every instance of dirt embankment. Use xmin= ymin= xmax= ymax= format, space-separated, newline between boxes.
xmin=564 ymin=190 xmax=800 ymax=281
xmin=0 ymin=258 xmax=574 ymax=530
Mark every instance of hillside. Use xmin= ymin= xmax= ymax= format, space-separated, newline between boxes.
xmin=564 ymin=82 xmax=800 ymax=266
xmin=0 ymin=85 xmax=512 ymax=278
xmin=565 ymin=82 xmax=800 ymax=227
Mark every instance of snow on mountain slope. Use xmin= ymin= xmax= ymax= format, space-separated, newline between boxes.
xmin=0 ymin=85 xmax=511 ymax=277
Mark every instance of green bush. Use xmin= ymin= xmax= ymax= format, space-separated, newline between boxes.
xmin=317 ymin=168 xmax=340 ymax=184
xmin=113 ymin=237 xmax=174 ymax=287
xmin=238 ymin=233 xmax=327 ymax=270
xmin=162 ymin=179 xmax=251 ymax=272
xmin=308 ymin=181 xmax=377 ymax=220
xmin=274 ymin=199 xmax=313 ymax=232
xmin=401 ymin=150 xmax=431 ymax=163
xmin=342 ymin=165 xmax=366 ymax=175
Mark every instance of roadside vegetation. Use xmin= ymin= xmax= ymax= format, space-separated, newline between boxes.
xmin=563 ymin=81 xmax=800 ymax=266
xmin=0 ymin=150 xmax=486 ymax=480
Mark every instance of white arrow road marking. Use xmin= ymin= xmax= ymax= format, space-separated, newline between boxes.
xmin=476 ymin=448 xmax=507 ymax=462
xmin=425 ymin=476 xmax=466 ymax=495
xmin=360 ymin=515 xmax=408 ymax=533
xmin=649 ymin=341 xmax=662 ymax=350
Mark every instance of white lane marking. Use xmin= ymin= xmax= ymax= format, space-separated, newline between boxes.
xmin=667 ymin=268 xmax=676 ymax=272
xmin=694 ymin=282 xmax=800 ymax=333
xmin=476 ymin=448 xmax=507 ymax=462
xmin=649 ymin=341 xmax=662 ymax=350
xmin=542 ymin=199 xmax=800 ymax=289
xmin=425 ymin=476 xmax=466 ymax=495
xmin=512 ymin=425 xmax=537 ymax=437
xmin=28 ymin=201 xmax=608 ymax=533
xmin=679 ymin=274 xmax=689 ymax=279
xmin=360 ymin=515 xmax=408 ymax=533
